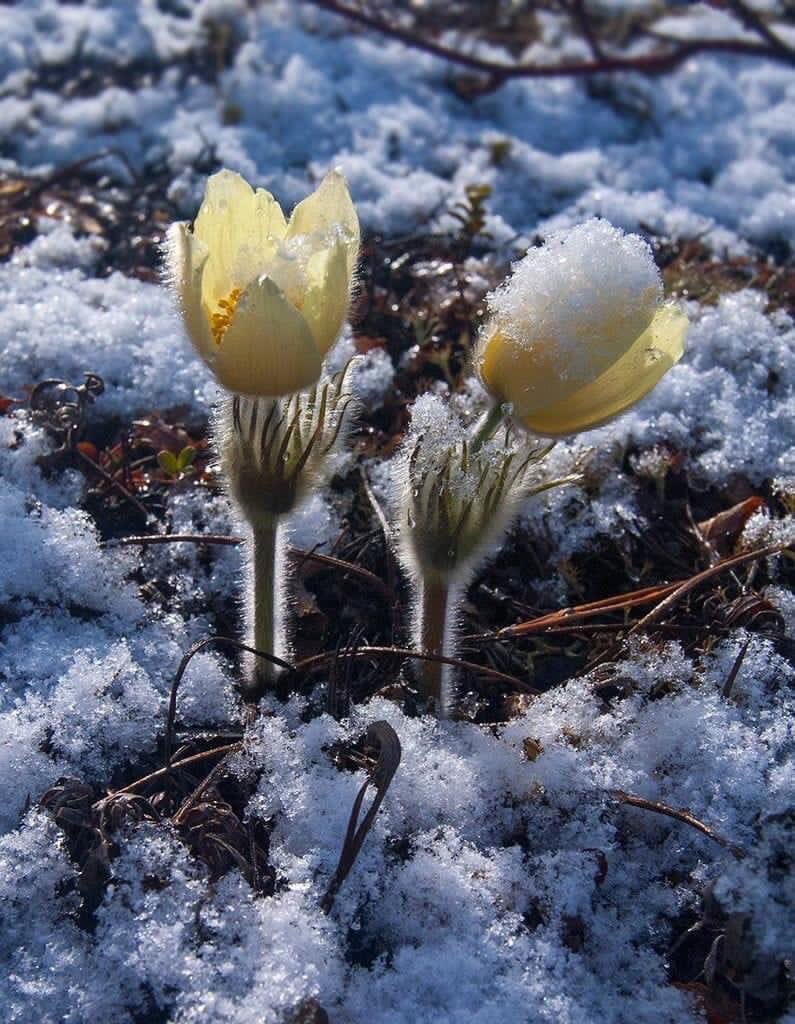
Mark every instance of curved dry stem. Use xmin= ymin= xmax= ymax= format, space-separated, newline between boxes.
xmin=294 ymin=644 xmax=539 ymax=695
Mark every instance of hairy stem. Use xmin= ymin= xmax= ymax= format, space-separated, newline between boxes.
xmin=417 ymin=576 xmax=451 ymax=712
xmin=246 ymin=516 xmax=282 ymax=699
xmin=470 ymin=402 xmax=509 ymax=455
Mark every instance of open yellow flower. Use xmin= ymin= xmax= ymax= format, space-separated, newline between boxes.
xmin=477 ymin=219 xmax=687 ymax=436
xmin=165 ymin=168 xmax=359 ymax=397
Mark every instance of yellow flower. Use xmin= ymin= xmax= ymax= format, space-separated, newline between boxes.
xmin=477 ymin=219 xmax=687 ymax=436
xmin=165 ymin=168 xmax=359 ymax=397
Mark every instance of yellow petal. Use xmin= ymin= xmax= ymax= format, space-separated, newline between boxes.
xmin=193 ymin=169 xmax=287 ymax=309
xmin=302 ymin=239 xmax=351 ymax=357
xmin=519 ymin=304 xmax=687 ymax=436
xmin=214 ymin=275 xmax=322 ymax=397
xmin=286 ymin=168 xmax=360 ymax=277
xmin=253 ymin=187 xmax=287 ymax=239
xmin=477 ymin=325 xmax=578 ymax=419
xmin=164 ymin=222 xmax=213 ymax=361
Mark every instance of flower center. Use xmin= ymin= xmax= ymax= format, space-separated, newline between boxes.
xmin=210 ymin=288 xmax=242 ymax=345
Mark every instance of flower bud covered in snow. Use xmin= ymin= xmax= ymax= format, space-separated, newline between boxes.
xmin=477 ymin=219 xmax=687 ymax=436
xmin=396 ymin=396 xmax=561 ymax=584
xmin=391 ymin=394 xmax=578 ymax=714
xmin=166 ymin=168 xmax=359 ymax=398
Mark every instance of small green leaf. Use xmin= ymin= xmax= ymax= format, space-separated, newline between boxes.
xmin=177 ymin=446 xmax=197 ymax=471
xmin=157 ymin=450 xmax=180 ymax=476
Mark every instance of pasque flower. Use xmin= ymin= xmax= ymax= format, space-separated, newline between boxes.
xmin=217 ymin=363 xmax=359 ymax=698
xmin=166 ymin=167 xmax=359 ymax=397
xmin=477 ymin=219 xmax=687 ymax=436
xmin=165 ymin=168 xmax=360 ymax=699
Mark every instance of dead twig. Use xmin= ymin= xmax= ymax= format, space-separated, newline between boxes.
xmin=721 ymin=637 xmax=753 ymax=701
xmin=303 ymin=0 xmax=793 ymax=93
xmin=724 ymin=0 xmax=791 ymax=58
xmin=627 ymin=543 xmax=788 ymax=636
xmin=111 ymin=742 xmax=243 ymax=797
xmin=360 ymin=467 xmax=401 ymax=639
xmin=29 ymin=373 xmax=150 ymax=519
xmin=292 ymin=548 xmax=394 ymax=601
xmin=165 ymin=636 xmax=294 ymax=764
xmin=104 ymin=533 xmax=392 ymax=600
xmin=105 ymin=532 xmax=241 ymax=548
xmin=473 ymin=543 xmax=788 ymax=642
xmin=607 ymin=789 xmax=746 ymax=859
xmin=294 ymin=644 xmax=540 ymax=695
xmin=321 ymin=721 xmax=401 ymax=913
xmin=75 ymin=446 xmax=152 ymax=522
xmin=171 ymin=753 xmax=239 ymax=827
xmin=474 ymin=579 xmax=684 ymax=640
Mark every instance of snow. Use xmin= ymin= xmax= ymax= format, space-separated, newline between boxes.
xmin=0 ymin=3 xmax=793 ymax=252
xmin=485 ymin=218 xmax=663 ymax=385
xmin=0 ymin=1 xmax=793 ymax=1022
xmin=2 ymin=653 xmax=792 ymax=1022
xmin=0 ymin=225 xmax=217 ymax=417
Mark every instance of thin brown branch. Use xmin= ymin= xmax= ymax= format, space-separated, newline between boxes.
xmin=607 ymin=789 xmax=746 ymax=859
xmin=474 ymin=543 xmax=788 ymax=642
xmin=292 ymin=547 xmax=394 ymax=601
xmin=303 ymin=0 xmax=793 ymax=90
xmin=111 ymin=742 xmax=243 ymax=797
xmin=171 ymin=753 xmax=237 ymax=826
xmin=477 ymin=579 xmax=683 ymax=640
xmin=724 ymin=0 xmax=791 ymax=57
xmin=165 ymin=635 xmax=294 ymax=763
xmin=360 ymin=467 xmax=401 ymax=637
xmin=105 ymin=532 xmax=240 ymax=547
xmin=564 ymin=0 xmax=604 ymax=61
xmin=105 ymin=533 xmax=392 ymax=600
xmin=294 ymin=644 xmax=540 ymax=695
xmin=721 ymin=636 xmax=752 ymax=700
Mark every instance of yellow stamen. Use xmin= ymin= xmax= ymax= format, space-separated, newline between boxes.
xmin=210 ymin=287 xmax=242 ymax=345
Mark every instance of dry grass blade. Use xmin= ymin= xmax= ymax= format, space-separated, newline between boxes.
xmin=627 ymin=542 xmax=788 ymax=636
xmin=721 ymin=637 xmax=753 ymax=700
xmin=74 ymin=445 xmax=151 ymax=521
xmin=172 ymin=753 xmax=238 ymax=826
xmin=321 ymin=721 xmax=401 ymax=914
xmin=475 ymin=580 xmax=684 ymax=640
xmin=294 ymin=548 xmax=393 ymax=601
xmin=111 ymin=742 xmax=243 ymax=797
xmin=103 ymin=533 xmax=392 ymax=599
xmin=105 ymin=532 xmax=242 ymax=548
xmin=480 ymin=542 xmax=789 ymax=641
xmin=359 ymin=467 xmax=400 ymax=635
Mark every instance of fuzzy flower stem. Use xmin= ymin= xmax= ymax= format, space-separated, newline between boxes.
xmin=247 ymin=515 xmax=281 ymax=699
xmin=469 ymin=402 xmax=509 ymax=456
xmin=418 ymin=575 xmax=451 ymax=710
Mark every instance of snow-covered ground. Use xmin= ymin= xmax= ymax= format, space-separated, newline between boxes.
xmin=0 ymin=3 xmax=793 ymax=1022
